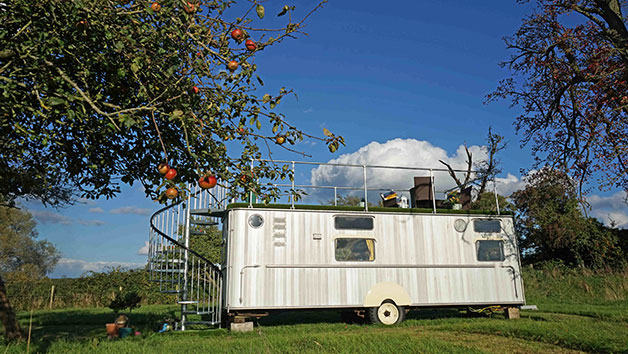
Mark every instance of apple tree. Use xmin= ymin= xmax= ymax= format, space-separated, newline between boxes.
xmin=489 ymin=0 xmax=628 ymax=195
xmin=0 ymin=0 xmax=342 ymax=340
xmin=0 ymin=0 xmax=343 ymax=209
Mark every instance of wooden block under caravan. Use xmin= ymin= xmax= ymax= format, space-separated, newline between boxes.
xmin=504 ymin=307 xmax=520 ymax=319
xmin=230 ymin=321 xmax=254 ymax=332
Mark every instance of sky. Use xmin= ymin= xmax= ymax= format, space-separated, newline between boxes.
xmin=19 ymin=0 xmax=627 ymax=278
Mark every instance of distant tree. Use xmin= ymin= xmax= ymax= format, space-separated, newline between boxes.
xmin=439 ymin=127 xmax=507 ymax=195
xmin=325 ymin=194 xmax=375 ymax=207
xmin=511 ymin=168 xmax=624 ymax=268
xmin=0 ymin=204 xmax=59 ymax=341
xmin=189 ymin=225 xmax=222 ymax=264
xmin=490 ymin=0 xmax=628 ymax=195
xmin=471 ymin=192 xmax=514 ymax=213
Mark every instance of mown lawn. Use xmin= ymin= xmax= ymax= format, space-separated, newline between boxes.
xmin=1 ymin=300 xmax=627 ymax=353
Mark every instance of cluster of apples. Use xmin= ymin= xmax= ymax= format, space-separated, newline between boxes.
xmin=158 ymin=163 xmax=218 ymax=200
xmin=149 ymin=1 xmax=196 ymax=14
xmin=227 ymin=28 xmax=257 ymax=72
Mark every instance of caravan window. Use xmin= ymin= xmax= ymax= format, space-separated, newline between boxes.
xmin=476 ymin=240 xmax=505 ymax=262
xmin=335 ymin=238 xmax=375 ymax=261
xmin=473 ymin=219 xmax=501 ymax=233
xmin=334 ymin=216 xmax=374 ymax=230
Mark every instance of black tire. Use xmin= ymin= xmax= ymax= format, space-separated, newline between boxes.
xmin=368 ymin=300 xmax=405 ymax=325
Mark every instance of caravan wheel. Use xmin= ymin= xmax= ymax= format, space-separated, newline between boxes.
xmin=368 ymin=301 xmax=405 ymax=325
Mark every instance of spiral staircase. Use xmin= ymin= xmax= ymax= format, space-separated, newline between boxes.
xmin=148 ymin=184 xmax=229 ymax=330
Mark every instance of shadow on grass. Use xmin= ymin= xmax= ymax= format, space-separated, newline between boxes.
xmin=12 ymin=307 xmax=180 ymax=353
xmin=254 ymin=307 xmax=477 ymax=327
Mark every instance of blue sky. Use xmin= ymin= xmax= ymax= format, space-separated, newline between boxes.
xmin=21 ymin=0 xmax=627 ymax=278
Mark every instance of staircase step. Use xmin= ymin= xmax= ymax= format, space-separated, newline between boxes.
xmin=153 ymin=269 xmax=185 ymax=273
xmin=190 ymin=219 xmax=219 ymax=226
xmin=189 ymin=230 xmax=205 ymax=235
xmin=184 ymin=321 xmax=217 ymax=326
xmin=178 ymin=300 xmax=199 ymax=305
xmin=154 ymin=279 xmax=180 ymax=284
xmin=190 ymin=208 xmax=226 ymax=217
xmin=182 ymin=310 xmax=214 ymax=315
xmin=161 ymin=290 xmax=181 ymax=294
xmin=150 ymin=258 xmax=185 ymax=263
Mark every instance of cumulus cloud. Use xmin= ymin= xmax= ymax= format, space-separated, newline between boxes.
xmin=110 ymin=206 xmax=152 ymax=216
xmin=29 ymin=209 xmax=104 ymax=226
xmin=494 ymin=173 xmax=527 ymax=197
xmin=309 ymin=138 xmax=490 ymax=201
xmin=588 ymin=192 xmax=628 ymax=228
xmin=137 ymin=241 xmax=150 ymax=255
xmin=52 ymin=258 xmax=145 ymax=278
xmin=89 ymin=207 xmax=104 ymax=213
xmin=30 ymin=210 xmax=72 ymax=225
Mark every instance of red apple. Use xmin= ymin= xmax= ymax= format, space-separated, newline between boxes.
xmin=158 ymin=163 xmax=170 ymax=175
xmin=227 ymin=60 xmax=238 ymax=72
xmin=245 ymin=39 xmax=257 ymax=51
xmin=183 ymin=1 xmax=196 ymax=13
xmin=275 ymin=135 xmax=285 ymax=145
xmin=165 ymin=168 xmax=177 ymax=180
xmin=150 ymin=2 xmax=161 ymax=12
xmin=165 ymin=187 xmax=178 ymax=199
xmin=230 ymin=28 xmax=243 ymax=41
xmin=191 ymin=86 xmax=200 ymax=94
xmin=198 ymin=175 xmax=217 ymax=189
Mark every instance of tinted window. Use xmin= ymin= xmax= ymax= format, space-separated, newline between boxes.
xmin=473 ymin=219 xmax=501 ymax=233
xmin=476 ymin=240 xmax=505 ymax=262
xmin=335 ymin=238 xmax=375 ymax=261
xmin=334 ymin=216 xmax=374 ymax=230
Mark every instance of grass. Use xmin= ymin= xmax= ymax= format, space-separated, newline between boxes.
xmin=1 ymin=303 xmax=627 ymax=353
xmin=2 ymin=267 xmax=627 ymax=353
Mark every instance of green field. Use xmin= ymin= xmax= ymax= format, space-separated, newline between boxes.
xmin=2 ymin=267 xmax=628 ymax=353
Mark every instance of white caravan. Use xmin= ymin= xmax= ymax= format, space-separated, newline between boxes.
xmin=148 ymin=161 xmax=525 ymax=328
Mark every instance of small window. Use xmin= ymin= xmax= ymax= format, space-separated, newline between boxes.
xmin=248 ymin=214 xmax=264 ymax=228
xmin=476 ymin=240 xmax=505 ymax=262
xmin=335 ymin=238 xmax=375 ymax=261
xmin=473 ymin=219 xmax=501 ymax=233
xmin=334 ymin=216 xmax=374 ymax=230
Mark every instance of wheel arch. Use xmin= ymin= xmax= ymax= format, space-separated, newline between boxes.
xmin=363 ymin=282 xmax=411 ymax=307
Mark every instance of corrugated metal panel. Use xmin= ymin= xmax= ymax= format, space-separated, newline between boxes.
xmin=226 ymin=208 xmax=524 ymax=310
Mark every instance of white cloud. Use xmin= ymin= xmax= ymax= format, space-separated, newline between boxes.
xmin=494 ymin=173 xmax=527 ymax=197
xmin=303 ymin=108 xmax=313 ymax=114
xmin=588 ymin=192 xmax=628 ymax=228
xmin=76 ymin=219 xmax=106 ymax=226
xmin=110 ymin=206 xmax=152 ymax=216
xmin=137 ymin=241 xmax=150 ymax=255
xmin=309 ymin=138 xmax=489 ymax=201
xmin=89 ymin=207 xmax=104 ymax=213
xmin=52 ymin=258 xmax=145 ymax=278
xmin=29 ymin=209 xmax=104 ymax=226
xmin=30 ymin=210 xmax=72 ymax=225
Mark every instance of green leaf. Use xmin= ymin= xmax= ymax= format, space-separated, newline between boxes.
xmin=262 ymin=94 xmax=271 ymax=103
xmin=323 ymin=128 xmax=332 ymax=137
xmin=270 ymin=102 xmax=276 ymax=109
xmin=256 ymin=4 xmax=265 ymax=19
xmin=256 ymin=120 xmax=262 ymax=130
xmin=49 ymin=97 xmax=65 ymax=106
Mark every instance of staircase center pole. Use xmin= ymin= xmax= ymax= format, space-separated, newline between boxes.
xmin=182 ymin=187 xmax=192 ymax=331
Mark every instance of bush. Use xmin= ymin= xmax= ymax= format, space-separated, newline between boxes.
xmin=108 ymin=291 xmax=142 ymax=314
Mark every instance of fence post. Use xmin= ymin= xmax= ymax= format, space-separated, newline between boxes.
xmin=49 ymin=285 xmax=55 ymax=309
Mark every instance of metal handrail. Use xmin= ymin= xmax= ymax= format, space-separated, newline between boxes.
xmin=149 ymin=191 xmax=222 ymax=275
xmin=246 ymin=159 xmax=500 ymax=214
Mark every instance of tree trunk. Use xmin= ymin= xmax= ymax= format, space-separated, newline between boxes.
xmin=0 ymin=273 xmax=23 ymax=341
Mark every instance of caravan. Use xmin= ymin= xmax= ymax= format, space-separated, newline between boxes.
xmin=148 ymin=161 xmax=525 ymax=329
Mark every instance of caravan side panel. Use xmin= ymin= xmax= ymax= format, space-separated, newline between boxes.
xmin=226 ymin=208 xmax=524 ymax=310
